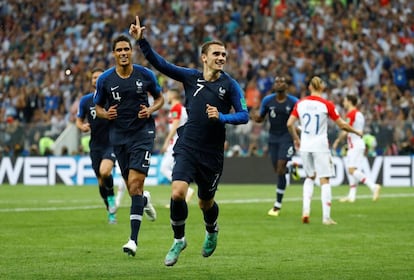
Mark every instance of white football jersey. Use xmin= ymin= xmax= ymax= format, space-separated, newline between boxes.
xmin=291 ymin=95 xmax=340 ymax=152
xmin=346 ymin=109 xmax=365 ymax=150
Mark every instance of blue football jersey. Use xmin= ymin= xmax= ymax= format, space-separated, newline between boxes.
xmin=94 ymin=65 xmax=162 ymax=145
xmin=138 ymin=38 xmax=248 ymax=152
xmin=77 ymin=92 xmax=111 ymax=149
xmin=259 ymin=93 xmax=298 ymax=143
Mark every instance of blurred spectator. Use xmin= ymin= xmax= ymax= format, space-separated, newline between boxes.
xmin=363 ymin=132 xmax=378 ymax=157
xmin=244 ymin=78 xmax=261 ymax=111
xmin=47 ymin=109 xmax=67 ymax=139
xmin=1 ymin=0 xmax=414 ymax=157
xmin=38 ymin=131 xmax=55 ymax=156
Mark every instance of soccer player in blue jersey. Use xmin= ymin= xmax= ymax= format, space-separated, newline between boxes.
xmin=129 ymin=16 xmax=249 ymax=266
xmin=251 ymin=76 xmax=299 ymax=217
xmin=93 ymin=34 xmax=164 ymax=257
xmin=76 ymin=68 xmax=118 ymax=224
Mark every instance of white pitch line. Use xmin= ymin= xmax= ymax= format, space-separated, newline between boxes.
xmin=218 ymin=192 xmax=414 ymax=204
xmin=0 ymin=193 xmax=413 ymax=213
xmin=0 ymin=205 xmax=103 ymax=212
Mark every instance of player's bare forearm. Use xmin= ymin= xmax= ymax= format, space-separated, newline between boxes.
xmin=96 ymin=104 xmax=117 ymax=120
xmin=75 ymin=118 xmax=90 ymax=132
xmin=138 ymin=96 xmax=164 ymax=119
xmin=151 ymin=95 xmax=164 ymax=114
xmin=337 ymin=119 xmax=362 ymax=137
xmin=333 ymin=131 xmax=347 ymax=149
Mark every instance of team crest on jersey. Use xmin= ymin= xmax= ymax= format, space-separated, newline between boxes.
xmin=285 ymin=106 xmax=291 ymax=113
xmin=218 ymin=87 xmax=226 ymax=100
xmin=136 ymin=80 xmax=144 ymax=94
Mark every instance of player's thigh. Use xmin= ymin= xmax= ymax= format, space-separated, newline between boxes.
xmin=346 ymin=148 xmax=364 ymax=169
xmin=279 ymin=141 xmax=295 ymax=161
xmin=268 ymin=143 xmax=280 ymax=166
xmin=172 ymin=149 xmax=197 ymax=183
xmin=113 ymin=145 xmax=128 ymax=179
xmin=90 ymin=150 xmax=103 ymax=177
xmin=114 ymin=139 xmax=154 ymax=179
xmin=128 ymin=139 xmax=154 ymax=176
xmin=314 ymin=152 xmax=335 ymax=178
xmin=300 ymin=152 xmax=316 ymax=177
xmin=99 ymin=147 xmax=116 ymax=176
xmin=195 ymin=153 xmax=223 ymax=201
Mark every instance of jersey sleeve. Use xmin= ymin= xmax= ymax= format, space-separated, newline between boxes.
xmin=94 ymin=75 xmax=106 ymax=106
xmin=77 ymin=95 xmax=87 ymax=119
xmin=291 ymin=102 xmax=300 ymax=118
xmin=326 ymin=100 xmax=340 ymax=121
xmin=259 ymin=95 xmax=273 ymax=118
xmin=138 ymin=38 xmax=196 ymax=82
xmin=218 ymin=79 xmax=249 ymax=124
xmin=288 ymin=95 xmax=299 ymax=105
xmin=356 ymin=111 xmax=364 ymax=122
xmin=170 ymin=104 xmax=181 ymax=121
xmin=142 ymin=66 xmax=162 ymax=99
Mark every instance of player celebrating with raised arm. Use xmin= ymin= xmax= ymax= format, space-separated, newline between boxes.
xmin=287 ymin=76 xmax=363 ymax=225
xmin=251 ymin=75 xmax=298 ymax=217
xmin=94 ymin=34 xmax=164 ymax=257
xmin=332 ymin=94 xmax=381 ymax=203
xmin=129 ymin=16 xmax=249 ymax=266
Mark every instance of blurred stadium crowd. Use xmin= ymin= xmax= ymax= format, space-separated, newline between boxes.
xmin=0 ymin=0 xmax=413 ymax=157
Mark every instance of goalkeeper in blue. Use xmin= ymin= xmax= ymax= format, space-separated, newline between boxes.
xmin=130 ymin=15 xmax=249 ymax=266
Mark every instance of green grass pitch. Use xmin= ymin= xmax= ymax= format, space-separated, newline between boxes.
xmin=1 ymin=184 xmax=413 ymax=280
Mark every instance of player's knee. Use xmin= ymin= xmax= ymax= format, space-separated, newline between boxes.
xmin=99 ymin=164 xmax=113 ymax=178
xmin=100 ymin=169 xmax=112 ymax=178
xmin=276 ymin=167 xmax=286 ymax=175
xmin=171 ymin=183 xmax=187 ymax=200
xmin=171 ymin=188 xmax=186 ymax=200
xmin=127 ymin=178 xmax=145 ymax=196
xmin=199 ymin=199 xmax=214 ymax=211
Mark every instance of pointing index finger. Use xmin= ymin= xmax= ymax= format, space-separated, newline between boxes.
xmin=136 ymin=15 xmax=140 ymax=27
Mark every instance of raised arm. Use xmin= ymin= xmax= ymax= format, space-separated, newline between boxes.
xmin=129 ymin=15 xmax=194 ymax=82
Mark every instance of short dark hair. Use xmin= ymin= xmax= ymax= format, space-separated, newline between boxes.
xmin=346 ymin=94 xmax=358 ymax=106
xmin=201 ymin=40 xmax=225 ymax=55
xmin=112 ymin=34 xmax=132 ymax=51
